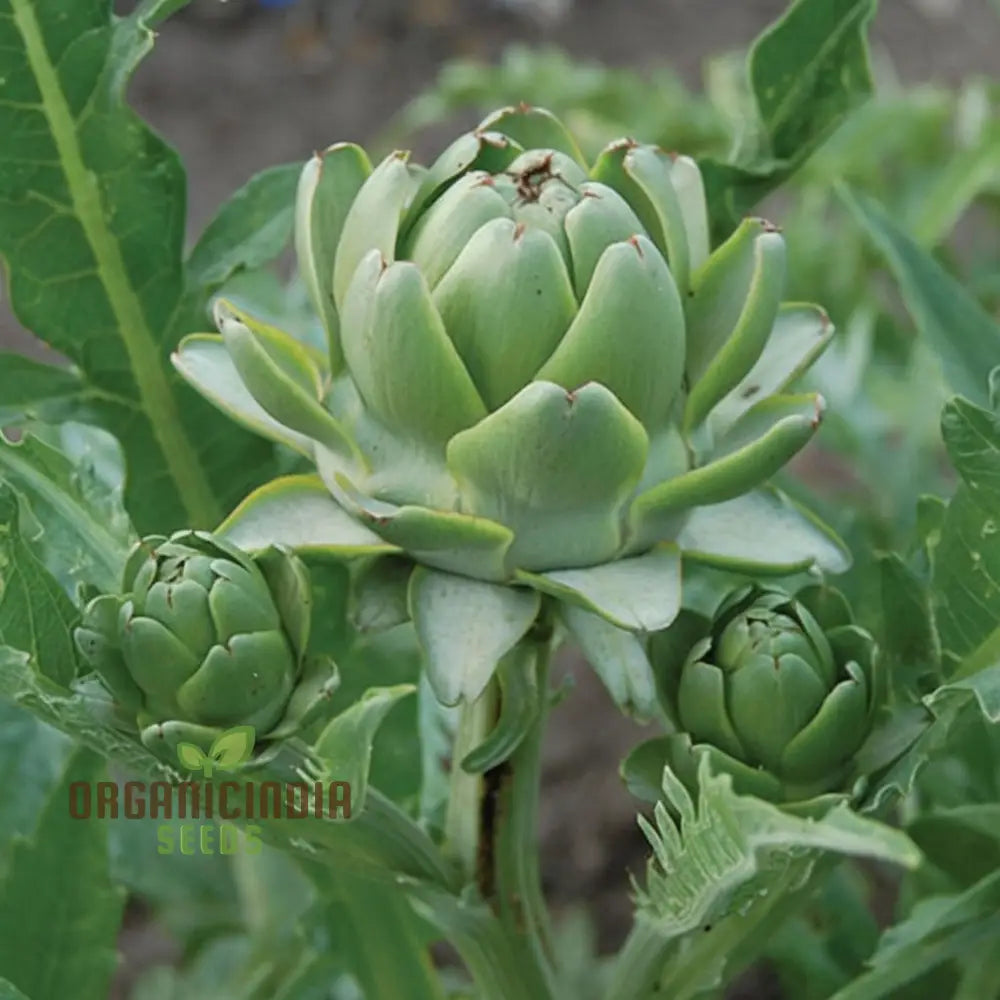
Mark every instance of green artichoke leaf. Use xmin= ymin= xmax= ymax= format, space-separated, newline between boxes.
xmin=710 ymin=392 xmax=825 ymax=461
xmin=621 ymin=734 xmax=786 ymax=805
xmin=536 ymin=234 xmax=685 ymax=431
xmin=401 ymin=170 xmax=514 ymax=289
xmin=332 ymin=151 xmax=425 ymax=312
xmin=142 ymin=577 xmax=214 ymax=657
xmin=708 ymin=304 xmax=834 ymax=438
xmin=408 ymin=568 xmax=540 ymax=706
xmin=559 ymin=604 xmax=659 ymax=721
xmin=216 ymin=300 xmax=363 ymax=467
xmin=460 ymin=640 xmax=541 ymax=773
xmin=268 ymin=655 xmax=340 ymax=740
xmin=175 ymin=631 xmax=295 ymax=731
xmin=294 ymin=142 xmax=372 ymax=372
xmin=647 ymin=607 xmax=713 ymax=721
xmin=216 ymin=474 xmax=396 ymax=557
xmin=631 ymin=403 xmax=822 ymax=543
xmin=253 ymin=546 xmax=313 ymax=660
xmin=781 ymin=661 xmax=870 ymax=783
xmin=684 ymin=220 xmax=787 ymax=431
xmin=590 ymin=142 xmax=692 ymax=295
xmin=432 ymin=218 xmax=578 ymax=410
xmin=676 ymin=489 xmax=851 ymax=575
xmin=340 ymin=251 xmax=488 ymax=444
xmin=561 ymin=180 xmax=648 ymax=297
xmin=215 ymin=298 xmax=327 ymax=391
xmin=308 ymin=684 xmax=416 ymax=816
xmin=171 ymin=334 xmax=314 ymax=456
xmin=75 ymin=595 xmax=143 ymax=711
xmin=326 ymin=469 xmax=514 ymax=581
xmin=349 ymin=556 xmax=414 ymax=633
xmin=401 ymin=129 xmax=522 ymax=235
xmin=447 ymin=381 xmax=648 ymax=572
xmin=826 ymin=624 xmax=878 ymax=679
xmin=669 ymin=155 xmax=711 ymax=276
xmin=793 ymin=583 xmax=853 ymax=633
xmin=727 ymin=650 xmax=830 ymax=771
xmin=118 ymin=613 xmax=199 ymax=706
xmin=676 ymin=659 xmax=746 ymax=761
xmin=517 ymin=543 xmax=681 ymax=632
xmin=477 ymin=104 xmax=587 ymax=168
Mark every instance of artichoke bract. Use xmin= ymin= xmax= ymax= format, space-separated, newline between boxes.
xmin=173 ymin=105 xmax=849 ymax=713
xmin=650 ymin=585 xmax=881 ymax=803
xmin=74 ymin=531 xmax=336 ymax=754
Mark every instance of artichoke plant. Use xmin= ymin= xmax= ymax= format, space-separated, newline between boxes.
xmin=650 ymin=584 xmax=881 ymax=803
xmin=173 ymin=105 xmax=848 ymax=713
xmin=74 ymin=531 xmax=336 ymax=754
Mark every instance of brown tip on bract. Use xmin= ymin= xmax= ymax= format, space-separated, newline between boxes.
xmin=628 ymin=235 xmax=644 ymax=257
xmin=760 ymin=219 xmax=782 ymax=234
xmin=513 ymin=222 xmax=526 ymax=241
xmin=518 ymin=101 xmax=533 ymax=113
xmin=817 ymin=308 xmax=832 ymax=332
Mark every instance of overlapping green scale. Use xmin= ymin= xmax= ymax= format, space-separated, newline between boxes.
xmin=653 ymin=584 xmax=880 ymax=803
xmin=74 ymin=531 xmax=336 ymax=756
xmin=171 ymin=104 xmax=851 ymax=717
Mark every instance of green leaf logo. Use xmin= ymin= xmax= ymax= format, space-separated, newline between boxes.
xmin=177 ymin=742 xmax=208 ymax=772
xmin=176 ymin=726 xmax=256 ymax=778
xmin=210 ymin=726 xmax=256 ymax=770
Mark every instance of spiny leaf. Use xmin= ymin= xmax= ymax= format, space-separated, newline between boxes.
xmin=634 ymin=760 xmax=919 ymax=932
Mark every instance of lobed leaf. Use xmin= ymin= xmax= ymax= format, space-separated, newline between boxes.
xmin=0 ymin=0 xmax=291 ymax=532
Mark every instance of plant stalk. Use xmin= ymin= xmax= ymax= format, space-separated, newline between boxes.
xmin=493 ymin=635 xmax=558 ymax=992
xmin=444 ymin=679 xmax=499 ymax=882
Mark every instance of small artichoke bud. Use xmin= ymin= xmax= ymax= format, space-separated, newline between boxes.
xmin=74 ymin=531 xmax=332 ymax=754
xmin=653 ymin=584 xmax=880 ymax=803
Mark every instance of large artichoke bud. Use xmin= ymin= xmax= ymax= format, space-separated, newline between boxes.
xmin=174 ymin=105 xmax=848 ymax=714
xmin=650 ymin=585 xmax=881 ymax=803
xmin=74 ymin=531 xmax=334 ymax=753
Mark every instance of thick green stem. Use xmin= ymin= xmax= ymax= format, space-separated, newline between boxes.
xmin=444 ymin=681 xmax=499 ymax=881
xmin=604 ymin=917 xmax=673 ymax=1000
xmin=493 ymin=637 xmax=558 ymax=993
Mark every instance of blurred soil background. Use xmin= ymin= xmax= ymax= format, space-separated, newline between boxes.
xmin=2 ymin=0 xmax=999 ymax=995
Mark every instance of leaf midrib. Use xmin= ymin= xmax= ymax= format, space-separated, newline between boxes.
xmin=9 ymin=0 xmax=220 ymax=527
